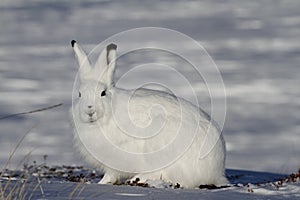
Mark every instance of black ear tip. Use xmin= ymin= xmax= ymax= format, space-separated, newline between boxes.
xmin=71 ymin=40 xmax=76 ymax=47
xmin=107 ymin=43 xmax=117 ymax=51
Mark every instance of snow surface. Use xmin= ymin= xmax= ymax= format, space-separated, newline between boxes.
xmin=0 ymin=0 xmax=300 ymax=199
xmin=29 ymin=181 xmax=300 ymax=200
xmin=1 ymin=167 xmax=299 ymax=199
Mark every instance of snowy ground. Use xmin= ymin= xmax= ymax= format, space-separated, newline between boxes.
xmin=1 ymin=164 xmax=300 ymax=199
xmin=0 ymin=0 xmax=300 ymax=199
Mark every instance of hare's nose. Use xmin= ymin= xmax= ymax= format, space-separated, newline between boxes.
xmin=88 ymin=105 xmax=92 ymax=109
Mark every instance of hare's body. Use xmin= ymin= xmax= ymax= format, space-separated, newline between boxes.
xmin=70 ymin=41 xmax=228 ymax=188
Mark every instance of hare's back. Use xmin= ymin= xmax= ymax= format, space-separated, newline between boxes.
xmin=131 ymin=88 xmax=211 ymax=121
xmin=113 ymin=88 xmax=212 ymax=129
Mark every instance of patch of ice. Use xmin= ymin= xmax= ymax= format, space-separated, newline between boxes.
xmin=236 ymin=20 xmax=263 ymax=30
xmin=115 ymin=193 xmax=147 ymax=197
xmin=2 ymin=78 xmax=39 ymax=90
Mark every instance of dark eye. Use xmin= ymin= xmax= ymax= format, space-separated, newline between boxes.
xmin=101 ymin=90 xmax=106 ymax=97
xmin=79 ymin=92 xmax=81 ymax=97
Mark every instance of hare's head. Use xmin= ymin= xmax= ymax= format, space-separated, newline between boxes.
xmin=71 ymin=40 xmax=117 ymax=123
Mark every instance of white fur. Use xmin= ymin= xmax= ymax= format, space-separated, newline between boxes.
xmin=70 ymin=41 xmax=228 ymax=188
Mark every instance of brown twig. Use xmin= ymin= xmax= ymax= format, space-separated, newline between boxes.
xmin=0 ymin=103 xmax=63 ymax=120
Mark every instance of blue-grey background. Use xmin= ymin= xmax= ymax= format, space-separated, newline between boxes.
xmin=0 ymin=0 xmax=299 ymax=174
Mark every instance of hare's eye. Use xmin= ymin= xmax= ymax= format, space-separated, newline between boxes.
xmin=79 ymin=92 xmax=81 ymax=98
xmin=100 ymin=90 xmax=106 ymax=97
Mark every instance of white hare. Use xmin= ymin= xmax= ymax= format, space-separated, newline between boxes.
xmin=70 ymin=40 xmax=228 ymax=188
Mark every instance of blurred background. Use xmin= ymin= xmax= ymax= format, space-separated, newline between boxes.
xmin=0 ymin=0 xmax=299 ymax=174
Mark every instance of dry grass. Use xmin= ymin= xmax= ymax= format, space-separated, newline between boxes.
xmin=0 ymin=126 xmax=42 ymax=200
xmin=0 ymin=126 xmax=98 ymax=200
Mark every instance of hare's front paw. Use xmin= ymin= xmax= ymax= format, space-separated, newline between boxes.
xmin=98 ymin=173 xmax=117 ymax=184
xmin=125 ymin=177 xmax=148 ymax=187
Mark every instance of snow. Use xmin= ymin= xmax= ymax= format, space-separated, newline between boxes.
xmin=1 ymin=166 xmax=300 ymax=199
xmin=0 ymin=0 xmax=300 ymax=199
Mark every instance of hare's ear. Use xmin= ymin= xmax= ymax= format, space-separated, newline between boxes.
xmin=95 ymin=43 xmax=117 ymax=88
xmin=71 ymin=40 xmax=92 ymax=79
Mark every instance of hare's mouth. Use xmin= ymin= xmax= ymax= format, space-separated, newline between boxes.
xmin=88 ymin=117 xmax=97 ymax=123
xmin=85 ymin=111 xmax=97 ymax=123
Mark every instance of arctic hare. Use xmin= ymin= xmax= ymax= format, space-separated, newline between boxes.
xmin=70 ymin=40 xmax=228 ymax=188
